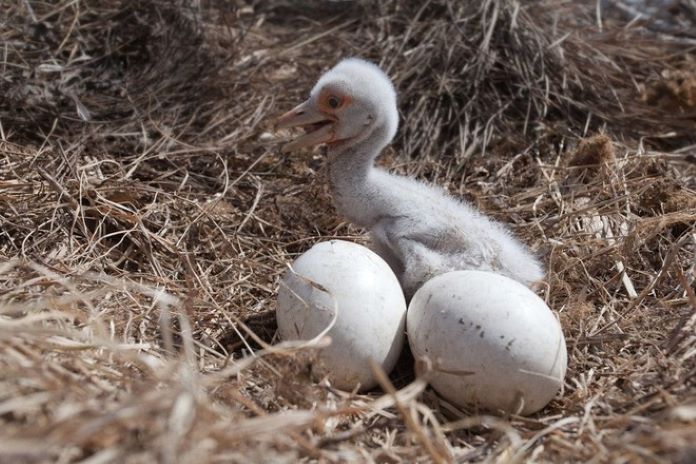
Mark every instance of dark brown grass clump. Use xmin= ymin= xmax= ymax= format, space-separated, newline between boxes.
xmin=1 ymin=0 xmax=695 ymax=462
xmin=355 ymin=0 xmax=696 ymax=161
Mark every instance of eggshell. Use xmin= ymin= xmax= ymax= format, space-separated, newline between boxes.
xmin=277 ymin=240 xmax=407 ymax=391
xmin=407 ymin=270 xmax=567 ymax=415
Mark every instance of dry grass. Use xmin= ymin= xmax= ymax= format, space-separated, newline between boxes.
xmin=1 ymin=0 xmax=695 ymax=462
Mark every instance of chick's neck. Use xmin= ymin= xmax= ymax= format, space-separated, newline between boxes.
xmin=327 ymin=123 xmax=395 ymax=228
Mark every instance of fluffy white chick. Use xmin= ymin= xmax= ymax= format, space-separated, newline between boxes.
xmin=276 ymin=58 xmax=544 ymax=297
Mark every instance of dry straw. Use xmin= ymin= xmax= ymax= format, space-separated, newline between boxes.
xmin=1 ymin=0 xmax=695 ymax=462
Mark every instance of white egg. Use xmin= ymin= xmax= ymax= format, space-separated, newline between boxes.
xmin=407 ymin=270 xmax=567 ymax=415
xmin=277 ymin=240 xmax=407 ymax=392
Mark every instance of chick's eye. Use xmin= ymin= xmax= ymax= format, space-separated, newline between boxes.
xmin=327 ymin=95 xmax=341 ymax=109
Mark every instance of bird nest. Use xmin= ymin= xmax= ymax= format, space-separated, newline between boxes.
xmin=1 ymin=0 xmax=695 ymax=462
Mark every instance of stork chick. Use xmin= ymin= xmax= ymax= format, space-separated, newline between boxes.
xmin=276 ymin=58 xmax=544 ymax=297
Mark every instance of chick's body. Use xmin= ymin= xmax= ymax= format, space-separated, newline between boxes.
xmin=332 ymin=163 xmax=544 ymax=298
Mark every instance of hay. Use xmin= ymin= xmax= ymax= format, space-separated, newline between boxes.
xmin=1 ymin=0 xmax=695 ymax=462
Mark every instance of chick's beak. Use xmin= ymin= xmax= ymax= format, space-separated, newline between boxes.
xmin=275 ymin=100 xmax=336 ymax=152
